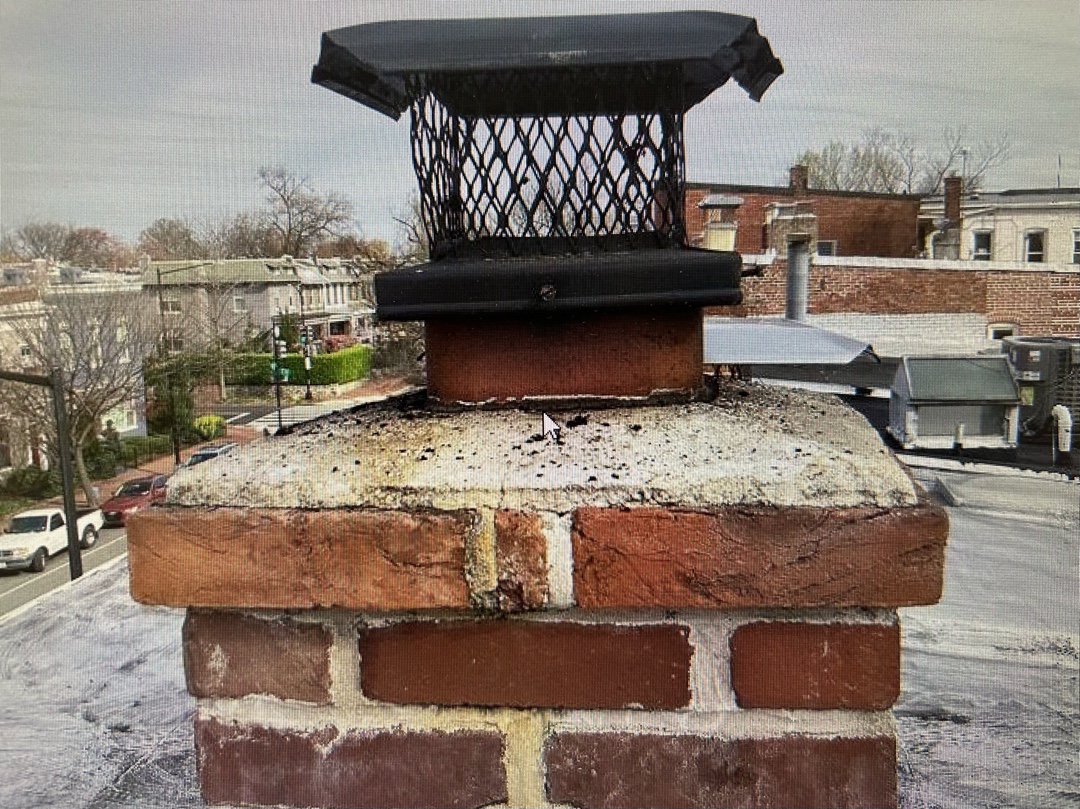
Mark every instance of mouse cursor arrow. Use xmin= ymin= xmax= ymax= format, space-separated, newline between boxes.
xmin=541 ymin=413 xmax=561 ymax=441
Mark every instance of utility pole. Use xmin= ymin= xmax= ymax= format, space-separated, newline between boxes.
xmin=297 ymin=278 xmax=313 ymax=400
xmin=0 ymin=367 xmax=83 ymax=579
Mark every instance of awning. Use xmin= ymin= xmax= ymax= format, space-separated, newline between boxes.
xmin=311 ymin=12 xmax=783 ymax=119
xmin=703 ymin=318 xmax=872 ymax=366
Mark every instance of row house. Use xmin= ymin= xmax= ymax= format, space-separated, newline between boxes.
xmin=0 ymin=269 xmax=147 ymax=474
xmin=140 ymin=256 xmax=375 ymax=352
xmin=919 ymin=184 xmax=1080 ymax=264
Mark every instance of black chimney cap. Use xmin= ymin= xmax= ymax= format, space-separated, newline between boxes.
xmin=311 ymin=11 xmax=783 ymax=118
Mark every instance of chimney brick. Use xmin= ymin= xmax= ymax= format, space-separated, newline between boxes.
xmin=357 ymin=620 xmax=693 ymax=709
xmin=571 ymin=503 xmax=948 ymax=609
xmin=790 ymin=164 xmax=810 ymax=194
xmin=730 ymin=621 xmax=901 ymax=709
xmin=183 ymin=611 xmax=333 ymax=703
xmin=944 ymin=174 xmax=963 ymax=226
xmin=544 ymin=733 xmax=897 ymax=808
xmin=195 ymin=718 xmax=507 ymax=809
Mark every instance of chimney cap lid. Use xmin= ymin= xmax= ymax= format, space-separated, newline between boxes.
xmin=312 ymin=11 xmax=783 ymax=118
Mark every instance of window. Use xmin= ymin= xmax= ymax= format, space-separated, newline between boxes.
xmin=164 ymin=330 xmax=184 ymax=352
xmin=0 ymin=426 xmax=10 ymax=468
xmin=1024 ymin=231 xmax=1045 ymax=263
xmin=972 ymin=231 xmax=992 ymax=261
xmin=816 ymin=240 xmax=837 ymax=257
xmin=987 ymin=323 xmax=1016 ymax=340
xmin=160 ymin=297 xmax=181 ymax=314
xmin=1073 ymin=229 xmax=1079 ymax=264
xmin=233 ymin=295 xmax=248 ymax=313
xmin=50 ymin=514 xmax=64 ymax=531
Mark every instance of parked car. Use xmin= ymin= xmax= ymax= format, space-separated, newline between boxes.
xmin=180 ymin=442 xmax=238 ymax=468
xmin=0 ymin=506 xmax=104 ymax=573
xmin=100 ymin=474 xmax=169 ymax=526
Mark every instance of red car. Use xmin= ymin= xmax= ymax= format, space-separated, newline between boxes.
xmin=100 ymin=474 xmax=168 ymax=526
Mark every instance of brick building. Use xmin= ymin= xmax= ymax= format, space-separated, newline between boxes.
xmin=686 ymin=166 xmax=922 ymax=258
xmin=708 ymin=255 xmax=1080 ymax=356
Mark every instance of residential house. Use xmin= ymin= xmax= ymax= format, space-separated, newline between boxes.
xmin=919 ymin=186 xmax=1080 ymax=264
xmin=0 ymin=283 xmax=48 ymax=470
xmin=0 ymin=266 xmax=147 ymax=474
xmin=141 ymin=256 xmax=375 ymax=352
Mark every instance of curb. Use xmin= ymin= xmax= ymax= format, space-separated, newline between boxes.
xmin=896 ymin=452 xmax=1077 ymax=483
xmin=932 ymin=476 xmax=964 ymax=507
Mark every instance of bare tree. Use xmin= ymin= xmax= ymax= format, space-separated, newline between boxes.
xmin=920 ymin=126 xmax=1011 ymax=194
xmin=5 ymin=222 xmax=73 ymax=260
xmin=1 ymin=222 xmax=135 ymax=268
xmin=392 ymin=192 xmax=430 ymax=265
xmin=195 ymin=279 xmax=255 ymax=400
xmin=202 ymin=212 xmax=279 ymax=259
xmin=62 ymin=227 xmax=136 ymax=269
xmin=138 ymin=218 xmax=208 ymax=260
xmin=258 ymin=166 xmax=354 ymax=257
xmin=796 ymin=126 xmax=1010 ymax=194
xmin=12 ymin=285 xmax=157 ymax=505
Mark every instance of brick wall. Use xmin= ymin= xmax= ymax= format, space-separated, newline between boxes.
xmin=985 ymin=268 xmax=1080 ymax=336
xmin=133 ymin=500 xmax=945 ymax=809
xmin=713 ymin=257 xmax=1080 ymax=338
xmin=686 ymin=185 xmax=921 ymax=258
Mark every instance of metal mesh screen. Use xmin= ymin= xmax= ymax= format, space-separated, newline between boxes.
xmin=410 ymin=80 xmax=686 ymax=260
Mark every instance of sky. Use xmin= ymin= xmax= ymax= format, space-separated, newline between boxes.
xmin=1 ymin=0 xmax=1077 ymax=247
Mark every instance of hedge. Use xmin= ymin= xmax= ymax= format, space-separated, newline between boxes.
xmin=226 ymin=345 xmax=373 ymax=387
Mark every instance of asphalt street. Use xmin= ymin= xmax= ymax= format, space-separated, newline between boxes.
xmin=0 ymin=526 xmax=127 ymax=618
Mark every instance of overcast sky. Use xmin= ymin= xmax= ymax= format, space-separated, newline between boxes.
xmin=1 ymin=0 xmax=1077 ymax=247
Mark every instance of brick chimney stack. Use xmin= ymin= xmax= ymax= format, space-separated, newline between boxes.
xmin=943 ymin=173 xmax=963 ymax=227
xmin=790 ymin=164 xmax=810 ymax=195
xmin=125 ymin=14 xmax=948 ymax=809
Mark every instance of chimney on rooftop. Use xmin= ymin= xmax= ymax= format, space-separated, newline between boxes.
xmin=790 ymin=164 xmax=809 ymax=195
xmin=943 ymin=174 xmax=962 ymax=228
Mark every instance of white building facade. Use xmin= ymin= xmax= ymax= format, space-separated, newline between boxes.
xmin=921 ymin=188 xmax=1080 ymax=265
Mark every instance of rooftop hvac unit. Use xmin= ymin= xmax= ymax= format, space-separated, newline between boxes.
xmin=1003 ymin=336 xmax=1080 ymax=445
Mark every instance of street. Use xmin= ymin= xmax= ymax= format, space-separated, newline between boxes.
xmin=0 ymin=464 xmax=1075 ymax=809
xmin=0 ymin=526 xmax=127 ymax=618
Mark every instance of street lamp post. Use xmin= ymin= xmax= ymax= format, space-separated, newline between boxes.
xmin=153 ymin=261 xmax=210 ymax=467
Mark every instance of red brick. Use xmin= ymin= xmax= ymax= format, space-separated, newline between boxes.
xmin=494 ymin=510 xmax=549 ymax=611
xmin=424 ymin=308 xmax=703 ymax=402
xmin=183 ymin=611 xmax=332 ymax=703
xmin=544 ymin=733 xmax=897 ymax=809
xmin=730 ymin=622 xmax=900 ymax=709
xmin=358 ymin=620 xmax=691 ymax=709
xmin=128 ymin=507 xmax=472 ymax=610
xmin=572 ymin=502 xmax=947 ymax=609
xmin=195 ymin=717 xmax=506 ymax=809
